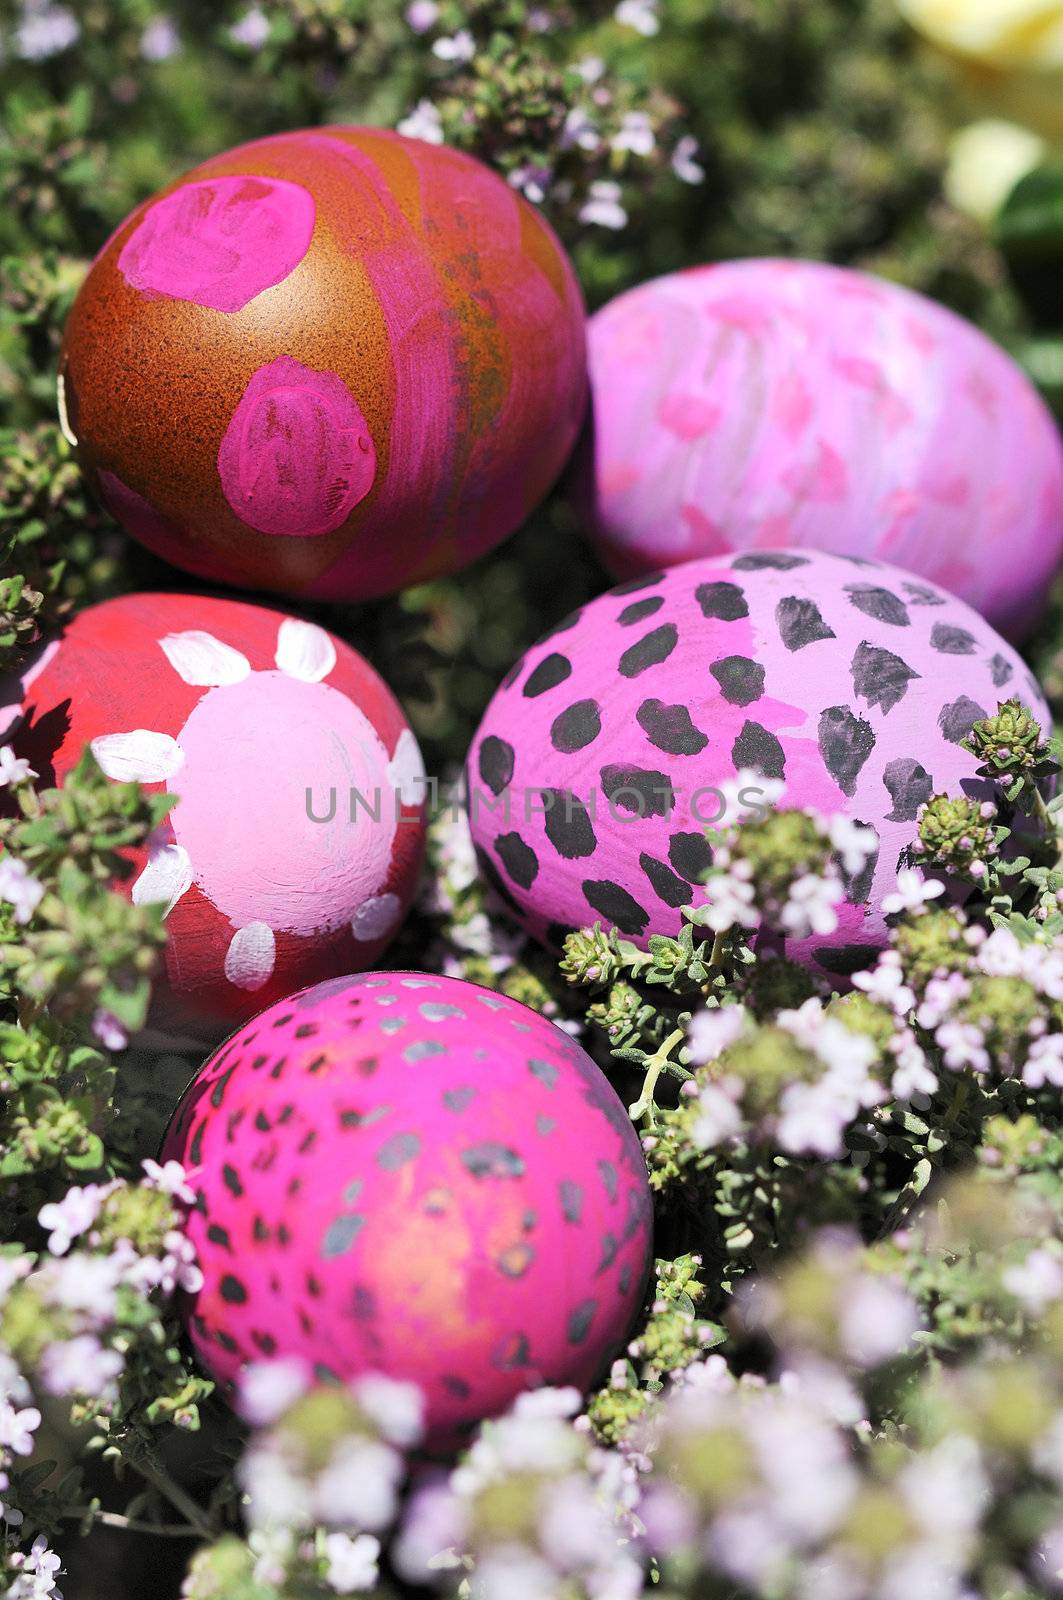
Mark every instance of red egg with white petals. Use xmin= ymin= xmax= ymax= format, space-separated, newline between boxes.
xmin=4 ymin=593 xmax=426 ymax=1029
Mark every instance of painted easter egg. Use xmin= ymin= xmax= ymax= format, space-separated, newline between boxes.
xmin=58 ymin=127 xmax=587 ymax=602
xmin=466 ymin=549 xmax=1050 ymax=980
xmin=5 ymin=593 xmax=425 ymax=1027
xmin=162 ymin=971 xmax=653 ymax=1452
xmin=582 ymin=258 xmax=1063 ymax=638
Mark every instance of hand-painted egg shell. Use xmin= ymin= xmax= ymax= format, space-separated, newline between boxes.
xmin=466 ymin=550 xmax=1050 ymax=980
xmin=583 ymin=258 xmax=1063 ymax=639
xmin=5 ymin=593 xmax=425 ymax=1027
xmin=59 ymin=127 xmax=587 ymax=602
xmin=161 ymin=972 xmax=653 ymax=1452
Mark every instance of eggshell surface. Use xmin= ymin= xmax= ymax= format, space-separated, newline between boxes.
xmin=5 ymin=593 xmax=426 ymax=1026
xmin=467 ymin=549 xmax=1050 ymax=979
xmin=59 ymin=127 xmax=587 ymax=601
xmin=584 ymin=259 xmax=1063 ymax=638
xmin=162 ymin=972 xmax=654 ymax=1451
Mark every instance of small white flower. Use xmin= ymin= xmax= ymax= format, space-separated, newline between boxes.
xmin=1024 ymin=1033 xmax=1063 ymax=1088
xmin=575 ymin=55 xmax=606 ymax=82
xmin=324 ymin=1531 xmax=381 ymax=1594
xmin=691 ymin=1079 xmax=745 ymax=1149
xmin=615 ymin=0 xmax=660 ymax=36
xmin=0 ymin=1400 xmax=41 ymax=1457
xmin=0 ymin=858 xmax=44 ymax=925
xmin=881 ymin=869 xmax=945 ymax=916
xmin=38 ymin=1334 xmax=124 ymax=1400
xmin=561 ymin=106 xmax=601 ymax=153
xmin=404 ymin=0 xmax=439 ymax=32
xmin=935 ymin=1019 xmax=990 ymax=1073
xmin=141 ymin=1158 xmax=196 ymax=1205
xmin=578 ymin=180 xmax=628 ymax=230
xmin=1004 ymin=1247 xmax=1063 ymax=1313
xmin=432 ymin=28 xmax=475 ymax=61
xmin=354 ymin=1373 xmax=424 ymax=1448
xmin=230 ymin=5 xmax=269 ymax=48
xmin=239 ymin=1358 xmax=310 ymax=1427
xmin=828 ymin=816 xmax=879 ymax=877
xmin=397 ymin=99 xmax=445 ymax=145
xmin=314 ymin=1436 xmax=405 ymax=1530
xmin=15 ymin=3 xmax=79 ymax=60
xmin=671 ymin=134 xmax=705 ymax=184
xmin=611 ymin=110 xmax=655 ymax=157
xmin=687 ymin=1005 xmax=749 ymax=1065
xmin=780 ymin=872 xmax=842 ymax=938
xmin=701 ymin=862 xmax=758 ymax=933
xmin=141 ymin=15 xmax=180 ymax=60
xmin=508 ymin=164 xmax=552 ymax=203
xmin=854 ymin=954 xmax=916 ymax=1016
xmin=38 ymin=1184 xmax=106 ymax=1256
xmin=0 ymin=746 xmax=36 ymax=787
xmin=838 ymin=1277 xmax=919 ymax=1366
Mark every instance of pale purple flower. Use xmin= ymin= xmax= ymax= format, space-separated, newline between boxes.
xmin=396 ymin=100 xmax=444 ymax=145
xmin=686 ymin=1005 xmax=748 ymax=1065
xmin=354 ymin=1373 xmax=424 ymax=1448
xmin=1003 ymin=1247 xmax=1063 ymax=1313
xmin=780 ymin=872 xmax=842 ymax=938
xmin=141 ymin=1157 xmax=196 ymax=1205
xmin=314 ymin=1436 xmax=405 ymax=1530
xmin=38 ymin=1334 xmax=123 ymax=1400
xmin=38 ymin=1184 xmax=106 ymax=1256
xmin=239 ymin=1358 xmax=310 ymax=1426
xmin=141 ymin=15 xmax=179 ymax=60
xmin=611 ymin=110 xmax=655 ymax=157
xmin=404 ymin=0 xmax=439 ymax=31
xmin=1024 ymin=1033 xmax=1063 ymax=1088
xmin=838 ymin=1277 xmax=920 ymax=1366
xmin=0 ymin=1400 xmax=41 ymax=1457
xmin=323 ymin=1531 xmax=380 ymax=1593
xmin=473 ymin=1548 xmax=558 ymax=1600
xmin=578 ymin=180 xmax=628 ymax=230
xmin=92 ymin=1009 xmax=128 ymax=1052
xmin=671 ymin=135 xmax=705 ymax=184
xmin=230 ymin=5 xmax=269 ymax=48
xmin=691 ymin=1078 xmax=745 ymax=1149
xmin=14 ymin=2 xmax=79 ymax=60
xmin=935 ymin=1019 xmax=990 ymax=1073
xmin=0 ymin=858 xmax=44 ymax=925
xmin=39 ymin=1251 xmax=123 ymax=1320
xmin=432 ymin=28 xmax=475 ymax=62
xmin=700 ymin=859 xmax=758 ymax=933
xmin=882 ymin=869 xmax=945 ymax=916
xmin=508 ymin=165 xmax=552 ymax=204
xmin=854 ymin=953 xmax=916 ymax=1015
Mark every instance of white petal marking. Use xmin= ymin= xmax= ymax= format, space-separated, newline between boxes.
xmin=159 ymin=631 xmax=251 ymax=687
xmin=91 ymin=730 xmax=185 ymax=783
xmin=387 ymin=727 xmax=426 ymax=808
xmin=224 ymin=922 xmax=276 ymax=990
xmin=57 ymin=372 xmax=78 ymax=447
xmin=131 ymin=844 xmax=193 ymax=919
xmin=351 ymin=893 xmax=402 ymax=943
xmin=275 ymin=618 xmax=336 ymax=683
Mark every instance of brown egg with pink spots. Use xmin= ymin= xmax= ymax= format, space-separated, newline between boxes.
xmin=59 ymin=128 xmax=587 ymax=601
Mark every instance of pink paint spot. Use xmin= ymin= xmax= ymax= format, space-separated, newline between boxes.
xmin=657 ymin=392 xmax=720 ymax=441
xmin=600 ymin=463 xmax=641 ymax=497
xmin=771 ymin=371 xmax=814 ymax=439
xmin=781 ymin=439 xmax=849 ymax=504
xmin=833 ymin=354 xmax=884 ymax=391
xmin=681 ymin=504 xmax=732 ymax=553
xmin=118 ymin=176 xmax=315 ymax=313
xmin=218 ymin=355 xmax=376 ymax=538
xmin=704 ymin=295 xmax=772 ymax=337
xmin=98 ymin=470 xmax=188 ymax=563
xmin=924 ymin=472 xmax=971 ymax=509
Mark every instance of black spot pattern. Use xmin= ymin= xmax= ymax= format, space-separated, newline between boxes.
xmin=939 ymin=695 xmax=987 ymax=745
xmin=818 ymin=706 xmax=876 ymax=795
xmin=461 ymin=1143 xmax=525 ymax=1180
xmin=601 ymin=765 xmax=675 ymax=818
xmin=535 ymin=608 xmax=582 ymax=644
xmin=845 ymin=584 xmax=910 ymax=626
xmin=550 ymin=699 xmax=601 ymax=753
xmin=814 ymin=944 xmax=879 ymax=975
xmin=523 ymin=653 xmax=572 ymax=697
xmin=478 ymin=736 xmax=514 ymax=796
xmin=669 ymin=831 xmax=714 ymax=883
xmin=220 ymin=1274 xmax=247 ymax=1304
xmin=611 ymin=572 xmax=665 ymax=594
xmin=559 ymin=1180 xmax=583 ymax=1222
xmin=618 ymin=596 xmax=664 ymax=625
xmin=882 ymin=758 xmax=934 ymax=821
xmin=776 ymin=595 xmax=836 ymax=651
xmin=495 ymin=832 xmax=539 ymax=889
xmin=731 ymin=721 xmax=785 ymax=781
xmin=582 ymin=880 xmax=651 ymax=935
xmin=931 ymin=623 xmax=976 ymax=655
xmin=567 ymin=1298 xmax=597 ymax=1343
xmin=543 ymin=790 xmax=597 ymax=859
xmin=850 ymin=641 xmax=920 ymax=714
xmin=640 ymin=853 xmax=691 ymax=908
xmin=619 ymin=624 xmax=678 ymax=678
xmin=636 ymin=697 xmax=708 ymax=755
xmin=732 ymin=552 xmax=809 ymax=570
xmin=710 ymin=655 xmax=766 ymax=706
xmin=990 ymin=653 xmax=1013 ymax=687
xmin=902 ymin=580 xmax=946 ymax=607
xmin=696 ymin=581 xmax=748 ymax=620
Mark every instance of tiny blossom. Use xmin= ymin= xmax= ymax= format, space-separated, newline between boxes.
xmin=0 ymin=1401 xmax=41 ymax=1458
xmin=239 ymin=1358 xmax=310 ymax=1427
xmin=314 ymin=1435 xmax=405 ymax=1530
xmin=838 ymin=1276 xmax=920 ymax=1366
xmin=38 ymin=1251 xmax=124 ymax=1320
xmin=882 ymin=869 xmax=946 ymax=916
xmin=91 ymin=1008 xmax=128 ymax=1051
xmin=671 ymin=135 xmax=705 ymax=184
xmin=562 ymin=107 xmax=601 ymax=153
xmin=700 ymin=859 xmax=758 ymax=933
xmin=615 ymin=0 xmax=660 ymax=36
xmin=0 ymin=858 xmax=44 ymax=925
xmin=323 ymin=1531 xmax=381 ymax=1594
xmin=717 ymin=769 xmax=786 ymax=824
xmin=575 ymin=56 xmax=606 ymax=82
xmin=404 ymin=0 xmax=439 ymax=31
xmin=432 ymin=29 xmax=475 ymax=62
xmin=1003 ymin=1247 xmax=1063 ymax=1313
xmin=854 ymin=952 xmax=916 ymax=1015
xmin=38 ymin=1184 xmax=106 ymax=1256
xmin=141 ymin=1157 xmax=196 ymax=1205
xmin=0 ymin=747 xmax=36 ymax=787
xmin=509 ymin=165 xmax=552 ymax=204
xmin=579 ymin=180 xmax=628 ymax=230
xmin=690 ymin=1078 xmax=745 ymax=1149
xmin=229 ymin=5 xmax=269 ymax=48
xmin=686 ymin=1005 xmax=749 ymax=1065
xmin=936 ymin=1019 xmax=990 ymax=1074
xmin=827 ymin=816 xmax=879 ymax=877
xmin=38 ymin=1334 xmax=124 ymax=1400
xmin=141 ymin=15 xmax=179 ymax=60
xmin=611 ymin=111 xmax=655 ymax=158
xmin=14 ymin=1 xmax=79 ymax=60
xmin=397 ymin=100 xmax=445 ymax=145
xmin=780 ymin=872 xmax=842 ymax=938
xmin=1023 ymin=1033 xmax=1063 ymax=1088
xmin=354 ymin=1373 xmax=424 ymax=1448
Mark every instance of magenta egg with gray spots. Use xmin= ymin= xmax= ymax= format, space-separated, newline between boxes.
xmin=583 ymin=259 xmax=1063 ymax=639
xmin=161 ymin=973 xmax=653 ymax=1452
xmin=467 ymin=550 xmax=1050 ymax=980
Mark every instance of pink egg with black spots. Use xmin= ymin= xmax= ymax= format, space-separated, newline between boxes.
xmin=467 ymin=550 xmax=1050 ymax=981
xmin=161 ymin=972 xmax=653 ymax=1453
xmin=5 ymin=593 xmax=425 ymax=1029
xmin=583 ymin=259 xmax=1063 ymax=639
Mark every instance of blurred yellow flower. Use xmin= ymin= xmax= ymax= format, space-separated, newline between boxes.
xmin=945 ymin=117 xmax=1047 ymax=220
xmin=897 ymin=0 xmax=1063 ymax=68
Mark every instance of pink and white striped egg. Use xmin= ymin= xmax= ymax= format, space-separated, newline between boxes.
xmin=467 ymin=549 xmax=1050 ymax=980
xmin=162 ymin=972 xmax=653 ymax=1452
xmin=583 ymin=258 xmax=1063 ymax=639
xmin=4 ymin=593 xmax=425 ymax=1029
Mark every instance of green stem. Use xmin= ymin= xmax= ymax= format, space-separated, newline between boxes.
xmin=628 ymin=1027 xmax=686 ymax=1124
xmin=130 ymin=1457 xmax=214 ymax=1541
xmin=62 ymin=1507 xmax=204 ymax=1539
